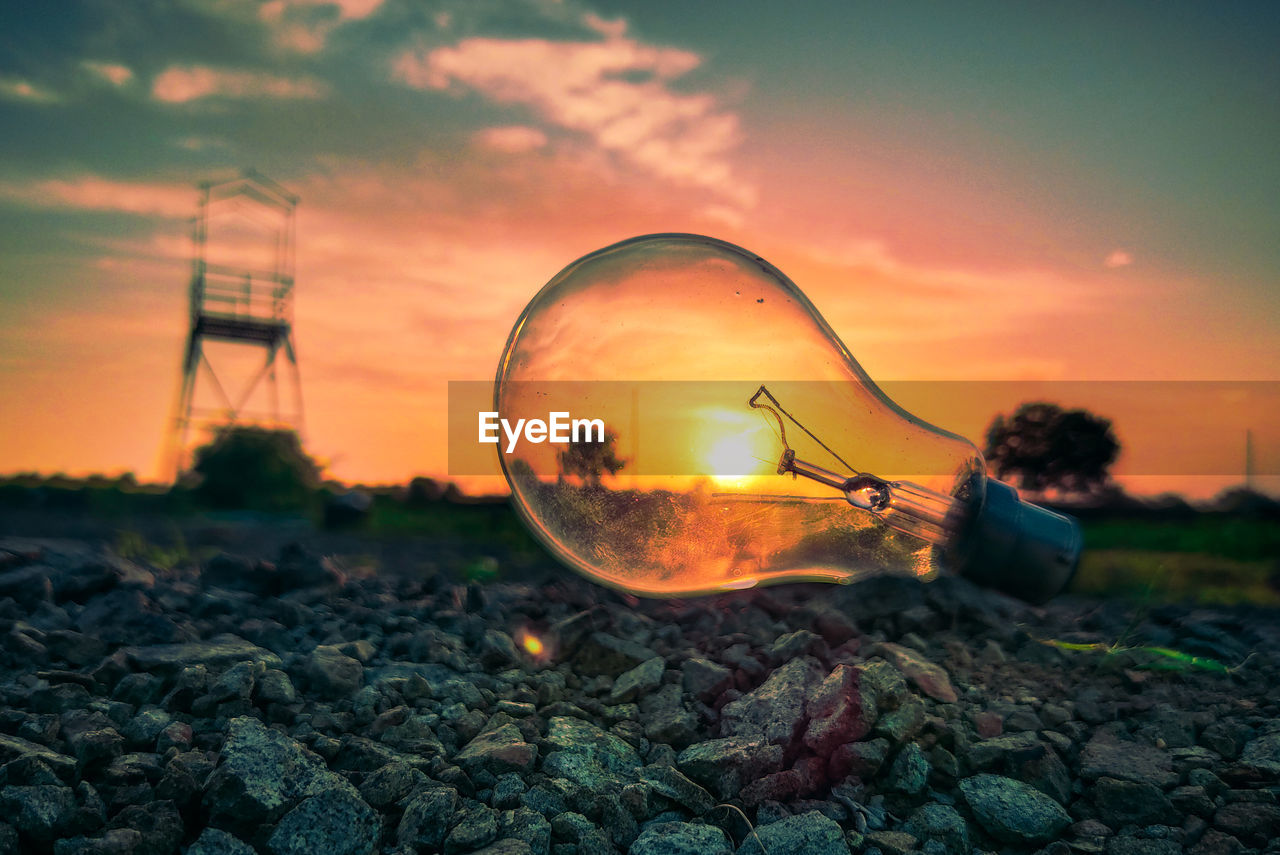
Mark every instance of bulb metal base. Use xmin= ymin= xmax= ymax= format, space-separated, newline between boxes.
xmin=959 ymin=479 xmax=1082 ymax=604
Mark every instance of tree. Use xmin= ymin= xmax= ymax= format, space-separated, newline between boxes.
xmin=557 ymin=428 xmax=626 ymax=487
xmin=187 ymin=425 xmax=321 ymax=511
xmin=984 ymin=402 xmax=1120 ymax=496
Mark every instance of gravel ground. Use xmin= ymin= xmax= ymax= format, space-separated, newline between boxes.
xmin=1 ymin=534 xmax=1279 ymax=855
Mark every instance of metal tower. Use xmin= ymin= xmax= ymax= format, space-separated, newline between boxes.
xmin=166 ymin=170 xmax=303 ymax=478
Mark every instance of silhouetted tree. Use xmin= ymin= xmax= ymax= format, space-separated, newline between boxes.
xmin=984 ymin=402 xmax=1120 ymax=496
xmin=557 ymin=428 xmax=626 ymax=488
xmin=188 ymin=425 xmax=321 ymax=511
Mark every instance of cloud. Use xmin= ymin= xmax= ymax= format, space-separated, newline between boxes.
xmin=151 ymin=66 xmax=327 ymax=103
xmin=82 ymin=61 xmax=134 ymax=87
xmin=0 ymin=77 xmax=59 ymax=103
xmin=258 ymin=0 xmax=386 ymax=53
xmin=0 ymin=176 xmax=195 ymax=217
xmin=1104 ymin=248 xmax=1134 ymax=268
xmin=475 ymin=125 xmax=548 ymax=154
xmin=392 ymin=33 xmax=753 ymax=208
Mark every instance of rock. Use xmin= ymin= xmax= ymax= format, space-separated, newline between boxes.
xmin=542 ymin=716 xmax=641 ymax=795
xmin=964 ymin=731 xmax=1042 ymax=771
xmin=676 ymin=736 xmax=783 ymax=800
xmin=304 ymin=645 xmax=364 ymax=698
xmin=959 ymin=773 xmax=1071 ymax=845
xmin=472 ymin=841 xmax=531 ymax=855
xmin=498 ymin=807 xmax=550 ymax=855
xmin=204 ymin=716 xmax=359 ymax=825
xmin=1105 ymin=837 xmax=1181 ymax=855
xmin=107 ymin=801 xmax=183 ymax=855
xmin=1170 ymin=785 xmax=1215 ymax=817
xmin=1080 ymin=729 xmax=1177 ymax=788
xmin=1212 ymin=802 xmax=1280 ymax=847
xmin=124 ymin=635 xmax=281 ymax=674
xmin=397 ymin=786 xmax=458 ymax=851
xmin=609 ymin=657 xmax=665 ymax=704
xmin=903 ymin=803 xmax=970 ymax=854
xmin=887 ymin=742 xmax=930 ymax=794
xmin=803 ymin=664 xmax=877 ymax=756
xmin=358 ymin=761 xmax=422 ymax=808
xmin=719 ymin=656 xmax=820 ymax=746
xmin=876 ymin=642 xmax=958 ymax=703
xmin=738 ymin=810 xmax=851 ymax=855
xmin=267 ymin=787 xmax=381 ymax=855
xmin=640 ymin=683 xmax=699 ymax=748
xmin=1239 ymin=730 xmax=1280 ymax=777
xmin=209 ymin=660 xmax=260 ymax=703
xmin=52 ymin=828 xmax=144 ymax=855
xmin=187 ymin=828 xmax=256 ymax=855
xmin=864 ymin=830 xmax=918 ymax=855
xmin=830 ymin=737 xmax=889 ymax=780
xmin=874 ymin=698 xmax=925 ymax=743
xmin=457 ymin=723 xmax=538 ymax=774
xmin=637 ymin=764 xmax=715 ymax=815
xmin=629 ymin=821 xmax=733 ymax=855
xmin=76 ymin=589 xmax=183 ymax=645
xmin=574 ymin=632 xmax=657 ymax=676
xmin=121 ymin=708 xmax=171 ymax=749
xmin=0 ymin=784 xmax=77 ymax=842
xmin=202 ymin=553 xmax=274 ymax=595
xmin=1189 ymin=829 xmax=1246 ymax=855
xmin=274 ymin=543 xmax=345 ymax=590
xmin=255 ymin=669 xmax=297 ymax=705
xmin=1093 ymin=777 xmax=1176 ymax=827
xmin=682 ymin=658 xmax=733 ymax=702
xmin=0 ymin=732 xmax=77 ymax=780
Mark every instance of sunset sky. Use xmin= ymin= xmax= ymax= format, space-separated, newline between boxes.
xmin=1 ymin=1 xmax=1277 ymax=496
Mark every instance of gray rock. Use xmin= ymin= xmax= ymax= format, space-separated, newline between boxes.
xmin=397 ymin=786 xmax=458 ymax=851
xmin=1240 ymin=730 xmax=1280 ymax=776
xmin=876 ymin=642 xmax=958 ymax=703
xmin=204 ymin=716 xmax=358 ymax=825
xmin=304 ymin=645 xmax=363 ymax=698
xmin=676 ymin=736 xmax=784 ymax=800
xmin=255 ymin=669 xmax=297 ymax=705
xmin=267 ymin=786 xmax=381 ymax=855
xmin=637 ymin=764 xmax=715 ymax=815
xmin=902 ymin=803 xmax=970 ymax=854
xmin=1093 ymin=777 xmax=1176 ymax=827
xmin=1212 ymin=802 xmax=1280 ymax=848
xmin=575 ymin=632 xmax=658 ymax=676
xmin=964 ymin=731 xmax=1042 ymax=771
xmin=187 ymin=828 xmax=256 ymax=855
xmin=124 ymin=634 xmax=281 ymax=674
xmin=498 ymin=807 xmax=550 ymax=855
xmin=720 ymin=656 xmax=821 ymax=746
xmin=682 ymin=658 xmax=733 ymax=702
xmin=887 ymin=742 xmax=930 ymax=794
xmin=208 ymin=661 xmax=261 ymax=703
xmin=865 ymin=830 xmax=917 ymax=855
xmin=738 ymin=810 xmax=850 ymax=855
xmin=1106 ymin=837 xmax=1181 ymax=855
xmin=121 ymin=708 xmax=171 ymax=749
xmin=630 ymin=821 xmax=734 ymax=855
xmin=358 ymin=761 xmax=423 ymax=808
xmin=0 ymin=732 xmax=77 ymax=780
xmin=1080 ymin=730 xmax=1177 ymax=788
xmin=830 ymin=737 xmax=890 ymax=780
xmin=959 ymin=773 xmax=1071 ymax=844
xmin=52 ymin=828 xmax=144 ymax=855
xmin=472 ymin=841 xmax=532 ymax=855
xmin=609 ymin=657 xmax=665 ymax=704
xmin=803 ymin=664 xmax=877 ymax=756
xmin=107 ymin=800 xmax=183 ymax=855
xmin=542 ymin=715 xmax=641 ymax=795
xmin=456 ymin=723 xmax=538 ymax=774
xmin=0 ymin=784 xmax=77 ymax=842
xmin=874 ymin=698 xmax=925 ymax=743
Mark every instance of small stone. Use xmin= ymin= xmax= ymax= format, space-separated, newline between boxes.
xmin=739 ymin=810 xmax=851 ymax=855
xmin=187 ymin=828 xmax=256 ymax=855
xmin=676 ymin=736 xmax=784 ymax=800
xmin=209 ymin=661 xmax=260 ymax=703
xmin=903 ymin=803 xmax=970 ymax=854
xmin=609 ymin=657 xmax=664 ymax=704
xmin=1212 ymin=802 xmax=1280 ymax=848
xmin=0 ymin=784 xmax=77 ymax=842
xmin=107 ymin=800 xmax=183 ymax=855
xmin=456 ymin=723 xmax=538 ymax=774
xmin=255 ymin=670 xmax=298 ymax=705
xmin=542 ymin=716 xmax=641 ymax=795
xmin=959 ymin=773 xmax=1071 ymax=845
xmin=1189 ymin=829 xmax=1246 ymax=855
xmin=629 ymin=821 xmax=733 ymax=855
xmin=445 ymin=803 xmax=499 ymax=854
xmin=887 ymin=743 xmax=930 ymax=794
xmin=121 ymin=708 xmax=171 ymax=749
xmin=637 ymin=764 xmax=715 ymax=815
xmin=1080 ymin=730 xmax=1177 ymax=788
xmin=875 ymin=698 xmax=925 ymax=743
xmin=123 ymin=635 xmax=281 ymax=674
xmin=498 ymin=807 xmax=550 ymax=855
xmin=877 ymin=642 xmax=958 ymax=703
xmin=720 ymin=656 xmax=821 ymax=747
xmin=682 ymin=658 xmax=733 ymax=702
xmin=397 ymin=787 xmax=458 ymax=851
xmin=1239 ymin=731 xmax=1280 ymax=777
xmin=267 ymin=786 xmax=381 ymax=855
xmin=574 ymin=632 xmax=657 ymax=676
xmin=1105 ymin=837 xmax=1180 ymax=855
xmin=830 ymin=737 xmax=889 ymax=780
xmin=864 ymin=830 xmax=918 ymax=855
xmin=304 ymin=645 xmax=363 ymax=699
xmin=1093 ymin=778 xmax=1175 ymax=827
xmin=52 ymin=828 xmax=144 ymax=855
xmin=803 ymin=664 xmax=877 ymax=756
xmin=1169 ymin=785 xmax=1215 ymax=817
xmin=358 ymin=761 xmax=421 ymax=808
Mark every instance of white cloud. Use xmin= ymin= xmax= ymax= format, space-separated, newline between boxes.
xmin=0 ymin=176 xmax=195 ymax=217
xmin=82 ymin=61 xmax=134 ymax=87
xmin=393 ymin=34 xmax=753 ymax=208
xmin=151 ymin=66 xmax=327 ymax=103
xmin=0 ymin=77 xmax=59 ymax=103
xmin=1104 ymin=248 xmax=1134 ymax=268
xmin=475 ymin=125 xmax=548 ymax=154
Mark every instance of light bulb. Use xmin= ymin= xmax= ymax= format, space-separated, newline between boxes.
xmin=494 ymin=234 xmax=1080 ymax=603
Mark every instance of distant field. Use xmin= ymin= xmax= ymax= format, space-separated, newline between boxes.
xmin=1073 ymin=517 xmax=1280 ymax=605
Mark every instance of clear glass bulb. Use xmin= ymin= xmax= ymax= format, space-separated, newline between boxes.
xmin=495 ymin=234 xmax=1080 ymax=602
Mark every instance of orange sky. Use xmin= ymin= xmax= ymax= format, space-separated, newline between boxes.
xmin=1 ymin=1 xmax=1277 ymax=499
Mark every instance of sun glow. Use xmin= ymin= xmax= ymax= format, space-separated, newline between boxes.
xmin=698 ymin=408 xmax=775 ymax=487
